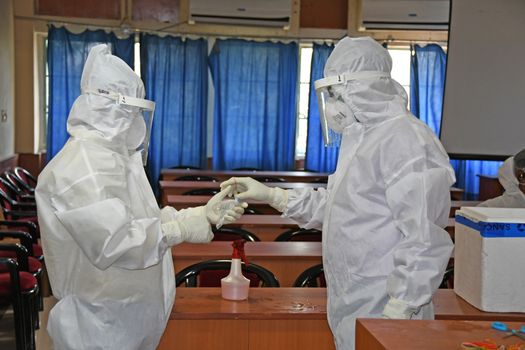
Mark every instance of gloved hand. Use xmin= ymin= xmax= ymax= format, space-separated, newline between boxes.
xmin=220 ymin=177 xmax=289 ymax=212
xmin=161 ymin=206 xmax=214 ymax=245
xmin=205 ymin=186 xmax=247 ymax=225
xmin=160 ymin=206 xmax=178 ymax=224
xmin=381 ymin=297 xmax=418 ymax=319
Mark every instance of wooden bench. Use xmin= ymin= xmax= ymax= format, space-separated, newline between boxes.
xmin=161 ymin=169 xmax=329 ymax=182
xmin=172 ymin=241 xmax=322 ymax=287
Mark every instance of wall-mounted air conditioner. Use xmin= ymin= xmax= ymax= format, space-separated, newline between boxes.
xmin=189 ymin=0 xmax=292 ymax=28
xmin=362 ymin=0 xmax=450 ymax=30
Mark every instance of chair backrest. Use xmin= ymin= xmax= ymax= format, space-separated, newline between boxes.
xmin=253 ymin=176 xmax=286 ymax=183
xmin=274 ymin=228 xmax=322 ymax=242
xmin=0 ymin=189 xmax=14 ymax=216
xmin=8 ymin=169 xmax=35 ymax=194
xmin=212 ymin=227 xmax=260 ymax=242
xmin=439 ymin=266 xmax=454 ymax=289
xmin=0 ymin=177 xmax=20 ymax=202
xmin=175 ymin=175 xmax=218 ymax=182
xmin=175 ymin=259 xmax=280 ymax=287
xmin=2 ymin=173 xmax=28 ymax=200
xmin=183 ymin=188 xmax=220 ymax=196
xmin=244 ymin=206 xmax=262 ymax=215
xmin=13 ymin=167 xmax=37 ymax=185
xmin=293 ymin=264 xmax=326 ymax=287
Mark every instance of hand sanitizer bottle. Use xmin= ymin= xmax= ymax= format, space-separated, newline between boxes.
xmin=221 ymin=239 xmax=250 ymax=301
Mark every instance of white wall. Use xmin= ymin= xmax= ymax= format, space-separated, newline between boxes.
xmin=0 ymin=0 xmax=15 ymax=160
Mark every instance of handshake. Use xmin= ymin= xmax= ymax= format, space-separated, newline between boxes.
xmin=160 ymin=177 xmax=288 ymax=245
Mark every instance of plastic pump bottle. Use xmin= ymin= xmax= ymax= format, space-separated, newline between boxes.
xmin=221 ymin=240 xmax=250 ymax=301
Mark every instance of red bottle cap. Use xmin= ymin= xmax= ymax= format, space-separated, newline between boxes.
xmin=232 ymin=239 xmax=249 ymax=265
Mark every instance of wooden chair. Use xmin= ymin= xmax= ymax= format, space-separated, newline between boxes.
xmin=176 ymin=259 xmax=280 ymax=287
xmin=275 ymin=228 xmax=322 ymax=242
xmin=293 ymin=264 xmax=326 ymax=288
xmin=212 ymin=227 xmax=260 ymax=242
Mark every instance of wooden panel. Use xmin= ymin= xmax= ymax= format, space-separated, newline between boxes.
xmin=171 ymin=288 xmax=328 ymax=320
xmin=0 ymin=154 xmax=18 ymax=174
xmin=250 ymin=320 xmax=335 ymax=350
xmin=160 ymin=169 xmax=329 ymax=182
xmin=132 ymin=0 xmax=179 ymax=23
xmin=477 ymin=175 xmax=504 ymax=200
xmin=433 ymin=289 xmax=525 ymax=322
xmin=35 ymin=0 xmax=121 ymax=19
xmin=158 ymin=320 xmax=249 ymax=350
xmin=18 ymin=152 xmax=46 ymax=177
xmin=356 ymin=319 xmax=525 ymax=350
xmin=300 ymin=0 xmax=348 ymax=29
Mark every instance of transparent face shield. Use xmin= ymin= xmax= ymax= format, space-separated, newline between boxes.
xmin=83 ymin=88 xmax=156 ymax=165
xmin=314 ymin=71 xmax=390 ymax=146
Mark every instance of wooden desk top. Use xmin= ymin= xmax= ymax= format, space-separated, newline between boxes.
xmin=451 ymin=201 xmax=481 ymax=209
xmin=161 ymin=169 xmax=329 ymax=178
xmin=172 ymin=241 xmax=321 ymax=259
xmin=356 ymin=319 xmax=525 ymax=350
xmin=231 ymin=215 xmax=296 ymax=226
xmin=434 ymin=289 xmax=525 ymax=321
xmin=171 ymin=288 xmax=327 ymax=320
xmin=167 ymin=195 xmax=266 ymax=206
xmin=170 ymin=288 xmax=525 ymax=322
xmin=160 ymin=180 xmax=326 ymax=190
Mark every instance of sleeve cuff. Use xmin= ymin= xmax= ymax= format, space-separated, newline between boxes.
xmin=268 ymin=187 xmax=288 ymax=212
xmin=382 ymin=297 xmax=418 ymax=319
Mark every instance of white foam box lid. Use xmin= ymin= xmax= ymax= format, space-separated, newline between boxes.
xmin=454 ymin=207 xmax=525 ymax=312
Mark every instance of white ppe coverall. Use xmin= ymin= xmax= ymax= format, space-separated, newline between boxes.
xmin=478 ymin=157 xmax=525 ymax=208
xmin=284 ymin=37 xmax=455 ymax=349
xmin=34 ymin=45 xmax=212 ymax=349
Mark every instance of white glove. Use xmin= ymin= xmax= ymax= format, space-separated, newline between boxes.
xmin=381 ymin=297 xmax=418 ymax=319
xmin=161 ymin=206 xmax=213 ymax=244
xmin=160 ymin=206 xmax=178 ymax=224
xmin=220 ymin=177 xmax=288 ymax=212
xmin=205 ymin=186 xmax=247 ymax=225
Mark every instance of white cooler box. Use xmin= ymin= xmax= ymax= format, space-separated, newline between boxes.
xmin=454 ymin=207 xmax=525 ymax=312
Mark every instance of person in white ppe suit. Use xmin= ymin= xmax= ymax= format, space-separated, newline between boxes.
xmin=478 ymin=149 xmax=525 ymax=208
xmin=35 ymin=44 xmax=245 ymax=350
xmin=222 ymin=37 xmax=455 ymax=349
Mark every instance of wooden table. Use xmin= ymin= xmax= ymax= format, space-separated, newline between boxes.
xmin=158 ymin=288 xmax=525 ymax=350
xmin=450 ymin=201 xmax=482 ymax=217
xmin=172 ymin=242 xmax=322 ymax=287
xmin=450 ymin=187 xmax=465 ymax=200
xmin=226 ymin=215 xmax=299 ymax=241
xmin=161 ymin=169 xmax=329 ymax=182
xmin=159 ymin=181 xmax=326 ymax=205
xmin=158 ymin=288 xmax=335 ymax=350
xmin=167 ymin=195 xmax=280 ymax=215
xmin=356 ymin=319 xmax=525 ymax=350
xmin=433 ymin=289 xmax=525 ymax=321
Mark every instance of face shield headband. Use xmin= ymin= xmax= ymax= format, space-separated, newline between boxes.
xmin=82 ymin=88 xmax=156 ymax=165
xmin=314 ymin=71 xmax=390 ymax=146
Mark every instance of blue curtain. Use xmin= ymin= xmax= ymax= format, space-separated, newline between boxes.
xmin=47 ymin=25 xmax=134 ymax=160
xmin=410 ymin=44 xmax=501 ymax=198
xmin=140 ymin=34 xmax=208 ymax=193
xmin=410 ymin=44 xmax=447 ymax=135
xmin=209 ymin=39 xmax=298 ymax=170
xmin=304 ymin=43 xmax=338 ymax=173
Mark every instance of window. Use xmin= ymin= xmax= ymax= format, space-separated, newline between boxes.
xmin=388 ymin=47 xmax=412 ymax=106
xmin=295 ymin=44 xmax=313 ymax=159
xmin=294 ymin=44 xmax=413 ymax=161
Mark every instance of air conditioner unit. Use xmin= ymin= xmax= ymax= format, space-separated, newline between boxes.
xmin=362 ymin=0 xmax=450 ymax=30
xmin=189 ymin=0 xmax=291 ymax=28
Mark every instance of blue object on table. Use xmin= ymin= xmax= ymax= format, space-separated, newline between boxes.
xmin=491 ymin=322 xmax=525 ymax=340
